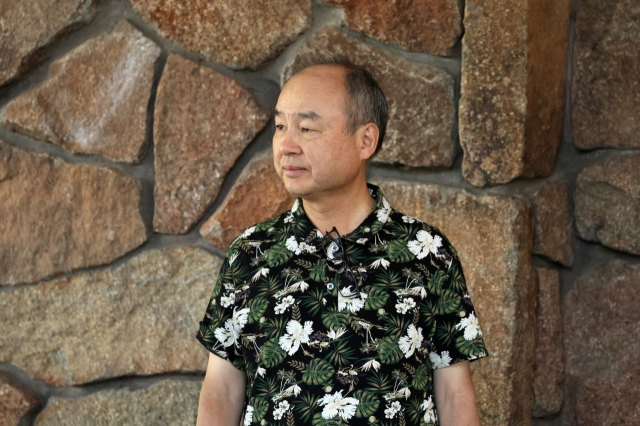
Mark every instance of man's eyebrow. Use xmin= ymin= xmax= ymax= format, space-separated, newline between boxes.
xmin=273 ymin=109 xmax=321 ymax=121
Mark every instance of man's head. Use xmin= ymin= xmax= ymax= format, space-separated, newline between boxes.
xmin=273 ymin=54 xmax=388 ymax=200
xmin=290 ymin=53 xmax=388 ymax=155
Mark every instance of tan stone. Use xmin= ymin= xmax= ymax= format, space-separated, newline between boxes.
xmin=0 ymin=373 xmax=40 ymax=426
xmin=376 ymin=180 xmax=536 ymax=426
xmin=0 ymin=141 xmax=147 ymax=286
xmin=200 ymin=151 xmax=293 ymax=250
xmin=284 ymin=27 xmax=455 ymax=168
xmin=0 ymin=0 xmax=96 ymax=87
xmin=130 ymin=0 xmax=311 ymax=69
xmin=0 ymin=247 xmax=218 ymax=386
xmin=533 ymin=268 xmax=564 ymax=417
xmin=153 ymin=54 xmax=270 ymax=234
xmin=562 ymin=261 xmax=640 ymax=426
xmin=532 ymin=183 xmax=573 ymax=266
xmin=320 ymin=0 xmax=462 ymax=56
xmin=35 ymin=379 xmax=200 ymax=426
xmin=572 ymin=0 xmax=640 ymax=149
xmin=459 ymin=0 xmax=572 ymax=186
xmin=0 ymin=21 xmax=160 ymax=163
xmin=574 ymin=154 xmax=640 ymax=255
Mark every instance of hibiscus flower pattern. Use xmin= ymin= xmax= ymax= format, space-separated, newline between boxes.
xmin=197 ymin=184 xmax=488 ymax=425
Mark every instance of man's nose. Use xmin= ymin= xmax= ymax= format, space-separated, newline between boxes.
xmin=279 ymin=129 xmax=302 ymax=155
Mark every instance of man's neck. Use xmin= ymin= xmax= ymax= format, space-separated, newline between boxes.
xmin=301 ymin=179 xmax=375 ymax=237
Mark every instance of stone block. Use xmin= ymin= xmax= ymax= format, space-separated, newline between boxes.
xmin=376 ymin=180 xmax=536 ymax=426
xmin=0 ymin=373 xmax=40 ymax=426
xmin=562 ymin=261 xmax=640 ymax=426
xmin=572 ymin=0 xmax=640 ymax=149
xmin=153 ymin=54 xmax=270 ymax=234
xmin=0 ymin=141 xmax=147 ymax=286
xmin=459 ymin=0 xmax=572 ymax=186
xmin=200 ymin=151 xmax=293 ymax=250
xmin=0 ymin=247 xmax=219 ymax=386
xmin=34 ymin=379 xmax=200 ymax=426
xmin=0 ymin=0 xmax=96 ymax=87
xmin=131 ymin=0 xmax=311 ymax=69
xmin=532 ymin=183 xmax=573 ymax=266
xmin=284 ymin=27 xmax=455 ymax=168
xmin=320 ymin=0 xmax=462 ymax=56
xmin=575 ymin=154 xmax=640 ymax=255
xmin=0 ymin=21 xmax=160 ymax=163
xmin=532 ymin=268 xmax=564 ymax=417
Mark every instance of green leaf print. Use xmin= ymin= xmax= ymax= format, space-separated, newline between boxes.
xmin=448 ymin=263 xmax=466 ymax=293
xmin=247 ymin=298 xmax=269 ymax=324
xmin=435 ymin=320 xmax=458 ymax=348
xmin=455 ymin=335 xmax=486 ymax=357
xmin=310 ymin=259 xmax=327 ymax=282
xmin=365 ymin=370 xmax=392 ymax=393
xmin=302 ymin=358 xmax=334 ymax=385
xmin=266 ymin=241 xmax=294 ymax=267
xmin=405 ymin=396 xmax=427 ymax=425
xmin=249 ymin=397 xmax=269 ymax=422
xmin=373 ymin=268 xmax=403 ymax=289
xmin=296 ymin=392 xmax=319 ymax=423
xmin=353 ymin=390 xmax=380 ymax=418
xmin=434 ymin=289 xmax=462 ymax=315
xmin=427 ymin=270 xmax=448 ymax=295
xmin=210 ymin=280 xmax=222 ymax=299
xmin=257 ymin=216 xmax=279 ymax=232
xmin=382 ymin=314 xmax=409 ymax=339
xmin=325 ymin=339 xmax=357 ymax=368
xmin=322 ymin=307 xmax=352 ymax=330
xmin=263 ymin=316 xmax=287 ymax=339
xmin=363 ymin=286 xmax=389 ymax=310
xmin=411 ymin=364 xmax=432 ymax=391
xmin=386 ymin=239 xmax=414 ymax=263
xmin=261 ymin=338 xmax=287 ymax=368
xmin=300 ymin=287 xmax=324 ymax=317
xmin=378 ymin=336 xmax=403 ymax=364
xmin=312 ymin=412 xmax=343 ymax=426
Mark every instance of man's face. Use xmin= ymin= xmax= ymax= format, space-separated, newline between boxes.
xmin=273 ymin=65 xmax=365 ymax=200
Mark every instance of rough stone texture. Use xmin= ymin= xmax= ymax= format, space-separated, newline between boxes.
xmin=284 ymin=27 xmax=455 ymax=168
xmin=0 ymin=0 xmax=96 ymax=87
xmin=130 ymin=0 xmax=311 ymax=69
xmin=35 ymin=379 xmax=200 ymax=426
xmin=0 ymin=21 xmax=160 ymax=163
xmin=572 ymin=0 xmax=640 ymax=149
xmin=0 ymin=141 xmax=147 ymax=286
xmin=562 ymin=261 xmax=640 ymax=426
xmin=200 ymin=151 xmax=293 ymax=250
xmin=154 ymin=54 xmax=270 ymax=234
xmin=376 ymin=180 xmax=536 ymax=426
xmin=574 ymin=154 xmax=640 ymax=255
xmin=533 ymin=269 xmax=564 ymax=417
xmin=532 ymin=183 xmax=573 ymax=266
xmin=0 ymin=247 xmax=218 ymax=386
xmin=320 ymin=0 xmax=462 ymax=56
xmin=459 ymin=0 xmax=572 ymax=186
xmin=0 ymin=373 xmax=40 ymax=426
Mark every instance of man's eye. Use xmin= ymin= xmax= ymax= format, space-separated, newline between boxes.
xmin=301 ymin=127 xmax=312 ymax=133
xmin=275 ymin=124 xmax=285 ymax=131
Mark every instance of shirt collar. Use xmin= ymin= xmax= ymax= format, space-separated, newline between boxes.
xmin=287 ymin=183 xmax=391 ymax=243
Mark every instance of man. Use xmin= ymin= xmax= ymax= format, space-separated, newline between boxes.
xmin=196 ymin=54 xmax=488 ymax=426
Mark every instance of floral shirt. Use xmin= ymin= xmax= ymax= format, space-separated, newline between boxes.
xmin=196 ymin=184 xmax=488 ymax=426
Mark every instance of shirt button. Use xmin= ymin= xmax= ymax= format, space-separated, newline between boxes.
xmin=369 ymin=416 xmax=376 ymax=422
xmin=327 ymin=283 xmax=334 ymax=290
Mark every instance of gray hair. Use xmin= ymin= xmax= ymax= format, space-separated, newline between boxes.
xmin=290 ymin=53 xmax=388 ymax=155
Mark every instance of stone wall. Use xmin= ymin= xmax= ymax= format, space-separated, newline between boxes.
xmin=0 ymin=0 xmax=638 ymax=425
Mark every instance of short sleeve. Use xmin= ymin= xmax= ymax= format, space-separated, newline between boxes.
xmin=427 ymin=238 xmax=489 ymax=369
xmin=195 ymin=247 xmax=247 ymax=372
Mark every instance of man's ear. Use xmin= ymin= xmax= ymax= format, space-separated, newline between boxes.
xmin=359 ymin=123 xmax=379 ymax=160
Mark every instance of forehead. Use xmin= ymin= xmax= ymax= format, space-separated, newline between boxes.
xmin=276 ymin=65 xmax=347 ymax=115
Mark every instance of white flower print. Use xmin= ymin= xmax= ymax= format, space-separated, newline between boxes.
xmin=232 ymin=307 xmax=250 ymax=336
xmin=338 ymin=287 xmax=368 ymax=313
xmin=214 ymin=319 xmax=235 ymax=347
xmin=384 ymin=401 xmax=402 ymax=419
xmin=244 ymin=406 xmax=253 ymax=426
xmin=317 ymin=390 xmax=359 ymax=420
xmin=398 ymin=324 xmax=424 ymax=358
xmin=369 ymin=258 xmax=390 ymax=269
xmin=469 ymin=350 xmax=487 ymax=360
xmin=360 ymin=359 xmax=381 ymax=372
xmin=407 ymin=230 xmax=443 ymax=260
xmin=251 ymin=267 xmax=270 ymax=283
xmin=395 ymin=297 xmax=416 ymax=314
xmin=213 ymin=307 xmax=250 ymax=348
xmin=455 ymin=312 xmax=482 ymax=340
xmin=240 ymin=226 xmax=256 ymax=239
xmin=327 ymin=327 xmax=347 ymax=340
xmin=283 ymin=384 xmax=302 ymax=397
xmin=220 ymin=293 xmax=235 ymax=308
xmin=274 ymin=295 xmax=296 ymax=314
xmin=290 ymin=199 xmax=299 ymax=213
xmin=279 ymin=319 xmax=313 ymax=355
xmin=228 ymin=251 xmax=239 ymax=265
xmin=298 ymin=242 xmax=317 ymax=254
xmin=422 ymin=396 xmax=437 ymax=423
xmin=429 ymin=351 xmax=452 ymax=369
xmin=273 ymin=400 xmax=290 ymax=420
xmin=376 ymin=197 xmax=391 ymax=222
xmin=402 ymin=215 xmax=416 ymax=223
xmin=356 ymin=238 xmax=368 ymax=244
xmin=285 ymin=236 xmax=302 ymax=255
xmin=256 ymin=367 xmax=266 ymax=378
